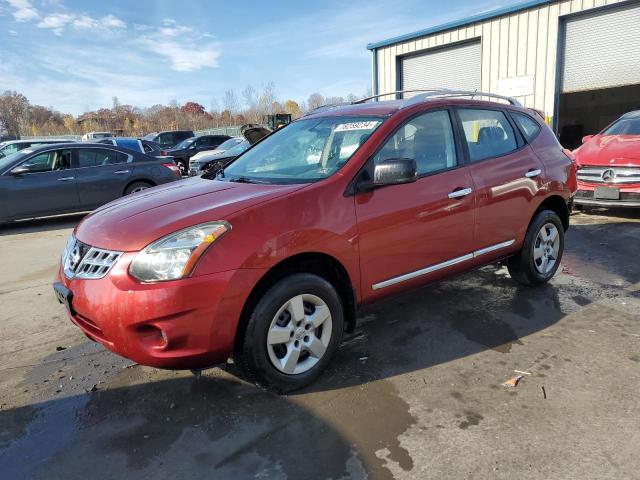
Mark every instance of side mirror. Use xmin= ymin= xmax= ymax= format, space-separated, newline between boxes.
xmin=581 ymin=135 xmax=593 ymax=144
xmin=10 ymin=166 xmax=29 ymax=175
xmin=373 ymin=158 xmax=417 ymax=186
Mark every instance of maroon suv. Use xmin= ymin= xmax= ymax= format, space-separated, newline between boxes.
xmin=55 ymin=91 xmax=577 ymax=392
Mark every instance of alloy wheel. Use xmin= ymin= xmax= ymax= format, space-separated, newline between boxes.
xmin=266 ymin=294 xmax=332 ymax=375
xmin=533 ymin=222 xmax=560 ymax=274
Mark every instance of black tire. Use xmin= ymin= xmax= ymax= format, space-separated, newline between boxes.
xmin=507 ymin=209 xmax=565 ymax=286
xmin=235 ymin=273 xmax=344 ymax=393
xmin=124 ymin=181 xmax=152 ymax=196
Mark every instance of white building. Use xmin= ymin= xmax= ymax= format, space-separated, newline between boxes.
xmin=368 ymin=0 xmax=640 ymax=147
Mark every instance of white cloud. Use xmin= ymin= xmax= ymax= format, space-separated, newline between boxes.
xmin=101 ymin=14 xmax=125 ymax=29
xmin=7 ymin=0 xmax=38 ymax=22
xmin=72 ymin=14 xmax=96 ymax=29
xmin=138 ymin=24 xmax=220 ymax=72
xmin=37 ymin=13 xmax=73 ymax=35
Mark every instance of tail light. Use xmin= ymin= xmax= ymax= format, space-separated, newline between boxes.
xmin=163 ymin=163 xmax=180 ymax=174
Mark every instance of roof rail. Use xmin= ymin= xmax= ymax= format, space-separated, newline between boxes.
xmin=353 ymin=89 xmax=522 ymax=107
xmin=352 ymin=90 xmax=440 ymax=104
xmin=302 ymin=103 xmax=350 ymax=117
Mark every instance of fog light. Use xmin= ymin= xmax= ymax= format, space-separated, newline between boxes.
xmin=136 ymin=324 xmax=169 ymax=350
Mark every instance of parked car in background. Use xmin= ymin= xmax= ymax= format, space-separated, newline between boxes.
xmin=166 ymin=134 xmax=232 ymax=176
xmin=189 ymin=137 xmax=245 ymax=162
xmin=188 ymin=126 xmax=271 ymax=176
xmin=81 ymin=131 xmax=113 ymax=141
xmin=573 ymin=110 xmax=640 ymax=208
xmin=143 ymin=130 xmax=194 ymax=150
xmin=96 ymin=137 xmax=174 ymax=162
xmin=54 ymin=91 xmax=575 ymax=392
xmin=0 ymin=143 xmax=181 ymax=224
xmin=0 ymin=139 xmax=75 ymax=158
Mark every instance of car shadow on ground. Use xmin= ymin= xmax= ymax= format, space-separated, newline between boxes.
xmin=0 ymin=214 xmax=85 ymax=236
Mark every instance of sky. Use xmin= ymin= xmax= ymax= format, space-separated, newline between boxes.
xmin=0 ymin=0 xmax=515 ymax=115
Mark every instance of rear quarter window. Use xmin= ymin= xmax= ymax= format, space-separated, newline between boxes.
xmin=512 ymin=112 xmax=542 ymax=142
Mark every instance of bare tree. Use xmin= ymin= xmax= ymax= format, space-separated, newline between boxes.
xmin=223 ymin=89 xmax=239 ymax=114
xmin=306 ymin=93 xmax=325 ymax=111
xmin=0 ymin=91 xmax=29 ymax=137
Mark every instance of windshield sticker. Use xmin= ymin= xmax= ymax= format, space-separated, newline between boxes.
xmin=334 ymin=121 xmax=380 ymax=132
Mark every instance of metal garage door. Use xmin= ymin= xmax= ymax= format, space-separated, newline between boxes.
xmin=562 ymin=4 xmax=640 ymax=93
xmin=401 ymin=41 xmax=481 ymax=98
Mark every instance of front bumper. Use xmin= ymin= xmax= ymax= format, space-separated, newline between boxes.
xmin=54 ymin=254 xmax=264 ymax=369
xmin=575 ymin=183 xmax=640 ymax=208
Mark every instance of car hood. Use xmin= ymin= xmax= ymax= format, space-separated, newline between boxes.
xmin=574 ymin=135 xmax=640 ymax=166
xmin=74 ymin=176 xmax=305 ymax=251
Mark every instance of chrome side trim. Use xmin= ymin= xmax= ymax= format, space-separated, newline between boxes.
xmin=473 ymin=239 xmax=515 ymax=257
xmin=371 ymin=239 xmax=515 ymax=290
xmin=372 ymin=254 xmax=473 ymax=290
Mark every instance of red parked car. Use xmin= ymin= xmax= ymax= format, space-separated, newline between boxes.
xmin=54 ymin=91 xmax=576 ymax=392
xmin=574 ymin=110 xmax=640 ymax=208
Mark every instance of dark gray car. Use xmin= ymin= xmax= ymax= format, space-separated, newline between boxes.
xmin=0 ymin=143 xmax=182 ymax=223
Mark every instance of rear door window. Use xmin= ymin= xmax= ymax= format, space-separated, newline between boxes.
xmin=78 ymin=149 xmax=98 ymax=167
xmin=457 ymin=109 xmax=518 ymax=162
xmin=95 ymin=149 xmax=128 ymax=166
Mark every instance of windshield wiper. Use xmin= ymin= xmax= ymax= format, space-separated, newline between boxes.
xmin=229 ymin=176 xmax=263 ymax=184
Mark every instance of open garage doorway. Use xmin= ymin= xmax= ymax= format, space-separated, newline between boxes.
xmin=557 ymin=2 xmax=640 ymax=149
xmin=558 ymin=85 xmax=640 ymax=149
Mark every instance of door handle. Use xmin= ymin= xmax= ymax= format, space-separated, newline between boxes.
xmin=57 ymin=176 xmax=75 ymax=181
xmin=525 ymin=169 xmax=542 ymax=178
xmin=448 ymin=187 xmax=473 ymax=199
xmin=114 ymin=170 xmax=130 ymax=175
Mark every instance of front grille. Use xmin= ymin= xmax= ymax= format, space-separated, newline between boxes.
xmin=576 ymin=190 xmax=640 ymax=202
xmin=62 ymin=236 xmax=122 ymax=280
xmin=577 ymin=166 xmax=640 ymax=184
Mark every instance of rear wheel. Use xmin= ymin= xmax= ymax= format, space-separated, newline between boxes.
xmin=235 ymin=273 xmax=344 ymax=392
xmin=507 ymin=209 xmax=564 ymax=286
xmin=124 ymin=181 xmax=152 ymax=195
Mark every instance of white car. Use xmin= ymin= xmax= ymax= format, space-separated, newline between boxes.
xmin=189 ymin=137 xmax=245 ymax=163
xmin=81 ymin=131 xmax=113 ymax=141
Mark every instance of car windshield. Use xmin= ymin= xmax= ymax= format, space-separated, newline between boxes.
xmin=221 ymin=116 xmax=383 ymax=183
xmin=175 ymin=138 xmax=196 ymax=149
xmin=602 ymin=116 xmax=640 ymax=135
xmin=216 ymin=138 xmax=242 ymax=150
xmin=224 ymin=140 xmax=249 ymax=156
xmin=142 ymin=133 xmax=158 ymax=141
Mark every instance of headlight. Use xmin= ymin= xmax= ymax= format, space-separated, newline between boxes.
xmin=129 ymin=221 xmax=230 ymax=282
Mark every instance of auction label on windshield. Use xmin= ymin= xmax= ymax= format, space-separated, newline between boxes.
xmin=334 ymin=121 xmax=380 ymax=132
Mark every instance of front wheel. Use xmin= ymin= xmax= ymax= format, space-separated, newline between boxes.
xmin=235 ymin=273 xmax=344 ymax=393
xmin=507 ymin=209 xmax=565 ymax=286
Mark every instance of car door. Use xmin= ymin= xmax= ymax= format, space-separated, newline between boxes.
xmin=75 ymin=147 xmax=132 ymax=209
xmin=355 ymin=108 xmax=476 ymax=299
xmin=455 ymin=107 xmax=544 ymax=260
xmin=2 ymin=148 xmax=79 ymax=219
